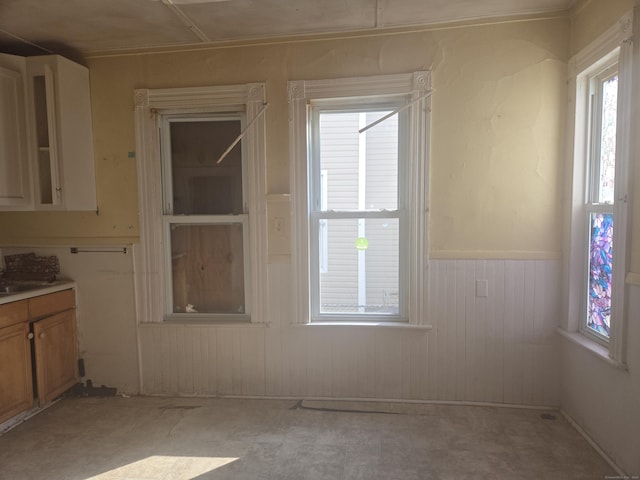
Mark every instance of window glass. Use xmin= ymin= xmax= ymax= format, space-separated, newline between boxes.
xmin=169 ymin=119 xmax=243 ymax=215
xmin=584 ymin=66 xmax=618 ymax=341
xmin=170 ymin=223 xmax=245 ymax=314
xmin=318 ymin=217 xmax=399 ymax=315
xmin=162 ymin=114 xmax=248 ymax=318
xmin=596 ymin=75 xmax=618 ymax=204
xmin=318 ymin=110 xmax=398 ymax=211
xmin=587 ymin=213 xmax=613 ymax=337
xmin=312 ymin=106 xmax=402 ymax=319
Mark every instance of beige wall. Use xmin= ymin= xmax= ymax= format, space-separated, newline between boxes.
xmin=0 ymin=17 xmax=569 ymax=260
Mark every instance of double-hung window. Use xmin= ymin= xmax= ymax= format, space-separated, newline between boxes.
xmin=309 ymin=104 xmax=405 ymax=319
xmin=565 ymin=13 xmax=631 ymax=364
xmin=583 ymin=62 xmax=618 ymax=342
xmin=133 ymin=84 xmax=267 ymax=324
xmin=289 ymin=72 xmax=431 ymax=324
xmin=160 ymin=113 xmax=250 ymax=318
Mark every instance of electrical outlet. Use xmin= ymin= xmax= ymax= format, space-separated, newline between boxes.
xmin=476 ymin=279 xmax=489 ymax=297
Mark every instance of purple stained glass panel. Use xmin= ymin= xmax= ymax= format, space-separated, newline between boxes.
xmin=587 ymin=213 xmax=613 ymax=337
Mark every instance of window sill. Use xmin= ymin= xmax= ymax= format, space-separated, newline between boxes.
xmin=140 ymin=318 xmax=269 ymax=328
xmin=556 ymin=328 xmax=627 ymax=371
xmin=292 ymin=321 xmax=432 ymax=330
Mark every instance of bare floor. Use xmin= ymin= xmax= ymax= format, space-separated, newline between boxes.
xmin=0 ymin=396 xmax=616 ymax=480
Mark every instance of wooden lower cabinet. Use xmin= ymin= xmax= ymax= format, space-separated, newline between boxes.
xmin=0 ymin=289 xmax=78 ymax=424
xmin=0 ymin=322 xmax=33 ymax=424
xmin=33 ymin=309 xmax=78 ymax=404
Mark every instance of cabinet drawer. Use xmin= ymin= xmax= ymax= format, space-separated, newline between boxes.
xmin=29 ymin=289 xmax=75 ymax=319
xmin=0 ymin=299 xmax=29 ymax=329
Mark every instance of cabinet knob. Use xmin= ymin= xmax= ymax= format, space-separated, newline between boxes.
xmin=39 ymin=332 xmax=46 ymax=339
xmin=27 ymin=333 xmax=34 ymax=340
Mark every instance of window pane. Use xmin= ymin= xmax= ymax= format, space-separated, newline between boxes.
xmin=170 ymin=120 xmax=243 ymax=215
xmin=587 ymin=212 xmax=613 ymax=338
xmin=598 ymin=75 xmax=617 ymax=204
xmin=318 ymin=217 xmax=399 ymax=315
xmin=319 ymin=111 xmax=398 ymax=211
xmin=170 ymin=223 xmax=245 ymax=314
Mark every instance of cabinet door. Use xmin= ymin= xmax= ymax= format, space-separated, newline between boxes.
xmin=33 ymin=309 xmax=78 ymax=404
xmin=0 ymin=58 xmax=31 ymax=209
xmin=0 ymin=322 xmax=33 ymax=424
xmin=27 ymin=55 xmax=96 ymax=211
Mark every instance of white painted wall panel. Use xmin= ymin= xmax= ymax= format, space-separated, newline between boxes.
xmin=137 ymin=258 xmax=560 ymax=406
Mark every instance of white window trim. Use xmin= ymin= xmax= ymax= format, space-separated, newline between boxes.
xmin=562 ymin=11 xmax=632 ymax=365
xmin=133 ymin=84 xmax=267 ymax=324
xmin=288 ymin=72 xmax=431 ymax=325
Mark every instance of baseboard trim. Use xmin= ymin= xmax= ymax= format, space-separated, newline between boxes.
xmin=138 ymin=391 xmax=558 ymax=410
xmin=560 ymin=409 xmax=626 ymax=477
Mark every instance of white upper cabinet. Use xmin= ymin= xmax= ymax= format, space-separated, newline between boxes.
xmin=0 ymin=53 xmax=31 ymax=209
xmin=26 ymin=55 xmax=96 ymax=211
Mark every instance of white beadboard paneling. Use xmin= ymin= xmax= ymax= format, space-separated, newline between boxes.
xmin=485 ymin=260 xmax=505 ymax=403
xmin=330 ymin=328 xmax=376 ymax=398
xmin=216 ymin=328 xmax=242 ymax=395
xmin=138 ymin=259 xmax=560 ymax=406
xmin=374 ymin=329 xmax=404 ymax=398
xmin=239 ymin=328 xmax=266 ymax=395
xmin=305 ymin=328 xmax=336 ymax=397
xmin=264 ymin=326 xmax=283 ymax=396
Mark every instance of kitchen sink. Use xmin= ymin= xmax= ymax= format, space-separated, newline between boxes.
xmin=0 ymin=283 xmax=50 ymax=295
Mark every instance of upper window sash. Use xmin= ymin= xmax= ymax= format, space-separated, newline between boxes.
xmin=587 ymin=63 xmax=618 ymax=207
xmin=160 ymin=112 xmax=247 ymax=216
xmin=309 ymin=102 xmax=408 ymax=215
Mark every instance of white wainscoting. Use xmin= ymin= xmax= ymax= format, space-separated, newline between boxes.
xmin=138 ymin=259 xmax=560 ymax=406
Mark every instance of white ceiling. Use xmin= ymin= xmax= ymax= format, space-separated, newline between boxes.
xmin=0 ymin=0 xmax=576 ymax=59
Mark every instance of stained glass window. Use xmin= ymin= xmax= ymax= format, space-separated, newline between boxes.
xmin=585 ymin=69 xmax=618 ymax=341
xmin=587 ymin=213 xmax=613 ymax=337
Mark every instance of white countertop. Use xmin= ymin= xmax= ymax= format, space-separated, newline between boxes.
xmin=0 ymin=281 xmax=76 ymax=305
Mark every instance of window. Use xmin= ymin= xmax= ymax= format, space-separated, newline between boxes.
xmin=311 ymin=107 xmax=403 ymax=318
xmin=133 ymin=84 xmax=267 ymax=324
xmin=288 ymin=72 xmax=431 ymax=324
xmin=584 ymin=64 xmax=617 ymax=341
xmin=161 ymin=114 xmax=249 ymax=317
xmin=565 ymin=12 xmax=631 ymax=364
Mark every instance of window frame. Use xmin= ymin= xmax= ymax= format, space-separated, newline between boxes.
xmin=159 ymin=112 xmax=251 ymax=320
xmin=564 ymin=11 xmax=632 ymax=365
xmin=581 ymin=60 xmax=618 ymax=346
xmin=309 ymin=102 xmax=407 ymax=321
xmin=133 ymin=84 xmax=267 ymax=324
xmin=288 ymin=72 xmax=431 ymax=325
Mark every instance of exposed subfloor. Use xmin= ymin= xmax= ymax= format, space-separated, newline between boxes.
xmin=0 ymin=396 xmax=616 ymax=480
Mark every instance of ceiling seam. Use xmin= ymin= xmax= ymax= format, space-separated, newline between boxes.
xmin=83 ymin=12 xmax=570 ymax=59
xmin=161 ymin=0 xmax=211 ymax=42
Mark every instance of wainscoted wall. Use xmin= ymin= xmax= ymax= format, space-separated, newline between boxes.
xmin=560 ymin=283 xmax=640 ymax=475
xmin=138 ymin=259 xmax=560 ymax=406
